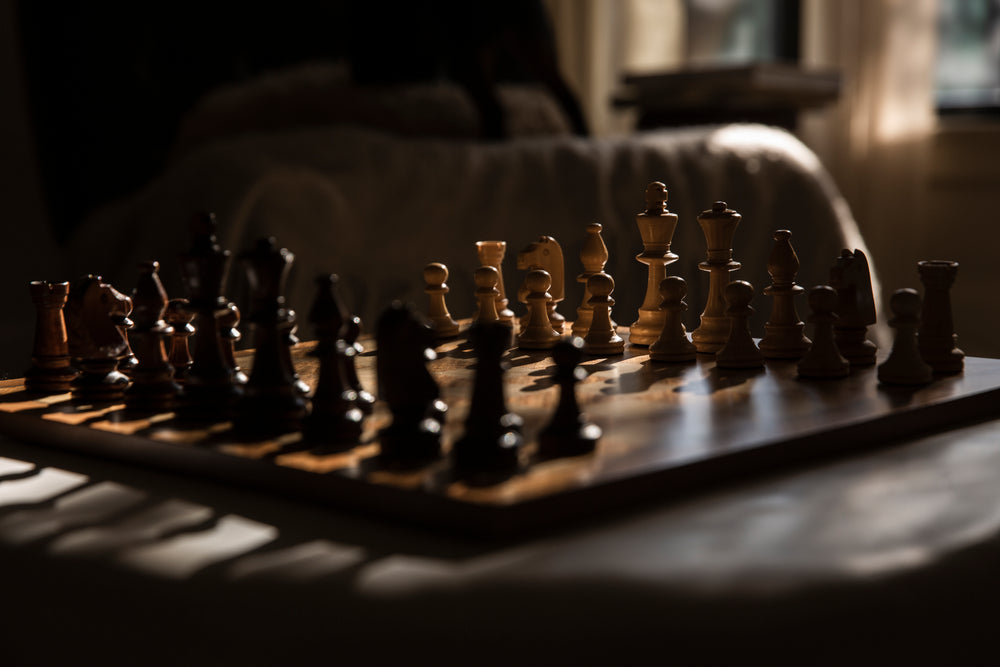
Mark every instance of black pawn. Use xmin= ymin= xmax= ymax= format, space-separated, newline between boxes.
xmin=451 ymin=321 xmax=524 ymax=484
xmin=537 ymin=337 xmax=601 ymax=460
xmin=165 ymin=298 xmax=194 ymax=383
xmin=218 ymin=302 xmax=248 ymax=385
xmin=376 ymin=302 xmax=446 ymax=467
xmin=125 ymin=261 xmax=180 ymax=412
xmin=715 ymin=280 xmax=764 ymax=369
xmin=798 ymin=286 xmax=850 ymax=379
xmin=342 ymin=316 xmax=376 ymax=414
xmin=281 ymin=309 xmax=311 ymax=396
xmin=878 ymin=288 xmax=933 ymax=385
xmin=303 ymin=275 xmax=364 ymax=449
xmin=234 ymin=237 xmax=307 ymax=435
xmin=177 ymin=213 xmax=240 ymax=417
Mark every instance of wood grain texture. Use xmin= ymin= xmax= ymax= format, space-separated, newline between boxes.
xmin=1 ymin=325 xmax=998 ymax=536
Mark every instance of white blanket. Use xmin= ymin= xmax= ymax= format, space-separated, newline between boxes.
xmin=66 ymin=123 xmax=880 ymax=346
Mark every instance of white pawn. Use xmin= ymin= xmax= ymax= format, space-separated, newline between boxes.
xmin=583 ymin=273 xmax=625 ymax=355
xmin=424 ymin=262 xmax=460 ymax=339
xmin=878 ymin=288 xmax=933 ymax=385
xmin=474 ymin=266 xmax=501 ymax=324
xmin=517 ymin=269 xmax=560 ymax=350
xmin=649 ymin=276 xmax=696 ymax=362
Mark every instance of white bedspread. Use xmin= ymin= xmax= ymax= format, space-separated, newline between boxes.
xmin=65 ymin=123 xmax=879 ymax=346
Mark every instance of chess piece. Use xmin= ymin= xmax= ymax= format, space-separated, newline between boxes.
xmin=451 ymin=321 xmax=524 ymax=482
xmin=517 ymin=236 xmax=565 ymax=333
xmin=759 ymin=230 xmax=811 ymax=359
xmin=516 ymin=269 xmax=561 ymax=350
xmin=376 ymin=301 xmax=446 ymax=466
xmin=125 ymin=261 xmax=180 ymax=411
xmin=629 ymin=182 xmax=679 ymax=346
xmin=219 ymin=302 xmax=248 ymax=385
xmin=537 ymin=337 xmax=601 ymax=460
xmin=165 ymin=298 xmax=194 ymax=383
xmin=691 ymin=202 xmax=742 ymax=354
xmin=474 ymin=265 xmax=502 ymax=324
xmin=64 ymin=275 xmax=133 ymax=402
xmin=917 ymin=260 xmax=964 ymax=374
xmin=280 ymin=310 xmax=311 ymax=396
xmin=116 ymin=320 xmax=139 ymax=377
xmin=234 ymin=237 xmax=307 ymax=435
xmin=649 ymin=276 xmax=697 ymax=362
xmin=829 ymin=249 xmax=878 ymax=366
xmin=25 ymin=281 xmax=78 ymax=393
xmin=424 ymin=262 xmax=461 ymax=338
xmin=303 ymin=274 xmax=364 ymax=448
xmin=715 ymin=280 xmax=765 ymax=369
xmin=342 ymin=315 xmax=376 ymax=414
xmin=572 ymin=223 xmax=611 ymax=338
xmin=878 ymin=288 xmax=934 ymax=385
xmin=797 ymin=285 xmax=850 ymax=379
xmin=475 ymin=240 xmax=514 ymax=325
xmin=177 ymin=212 xmax=241 ymax=416
xmin=582 ymin=272 xmax=625 ymax=355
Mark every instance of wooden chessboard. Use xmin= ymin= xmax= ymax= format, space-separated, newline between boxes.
xmin=1 ymin=327 xmax=998 ymax=537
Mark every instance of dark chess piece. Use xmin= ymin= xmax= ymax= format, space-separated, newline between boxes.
xmin=797 ymin=285 xmax=850 ymax=379
xmin=234 ymin=237 xmax=308 ymax=435
xmin=716 ymin=280 xmax=765 ymax=369
xmin=25 ymin=280 xmax=78 ymax=393
xmin=117 ymin=321 xmax=139 ymax=377
xmin=342 ymin=316 xmax=376 ymax=414
xmin=917 ymin=260 xmax=964 ymax=374
xmin=281 ymin=309 xmax=311 ymax=396
xmin=376 ymin=301 xmax=446 ymax=467
xmin=759 ymin=230 xmax=811 ymax=359
xmin=125 ymin=261 xmax=180 ymax=412
xmin=649 ymin=276 xmax=697 ymax=362
xmin=219 ymin=302 xmax=248 ymax=385
xmin=830 ymin=249 xmax=878 ymax=365
xmin=165 ymin=298 xmax=195 ymax=383
xmin=537 ymin=337 xmax=601 ymax=460
xmin=451 ymin=321 xmax=525 ymax=484
xmin=177 ymin=212 xmax=241 ymax=417
xmin=303 ymin=274 xmax=364 ymax=448
xmin=64 ymin=275 xmax=133 ymax=402
xmin=878 ymin=288 xmax=933 ymax=386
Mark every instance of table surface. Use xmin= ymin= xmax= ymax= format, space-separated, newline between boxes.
xmin=3 ymin=398 xmax=1000 ymax=663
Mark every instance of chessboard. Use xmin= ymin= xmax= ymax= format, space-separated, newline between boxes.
xmin=2 ymin=328 xmax=999 ymax=537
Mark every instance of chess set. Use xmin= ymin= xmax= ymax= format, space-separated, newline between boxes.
xmin=0 ymin=183 xmax=996 ymax=537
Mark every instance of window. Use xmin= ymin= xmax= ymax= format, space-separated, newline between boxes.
xmin=935 ymin=0 xmax=1000 ymax=112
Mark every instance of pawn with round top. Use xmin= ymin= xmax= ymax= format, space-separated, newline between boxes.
xmin=798 ymin=285 xmax=850 ymax=379
xmin=424 ymin=262 xmax=460 ymax=339
xmin=715 ymin=280 xmax=764 ymax=369
xmin=583 ymin=272 xmax=624 ymax=355
xmin=878 ymin=288 xmax=933 ymax=385
xmin=649 ymin=276 xmax=697 ymax=362
xmin=474 ymin=265 xmax=502 ymax=325
xmin=517 ymin=269 xmax=561 ymax=350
